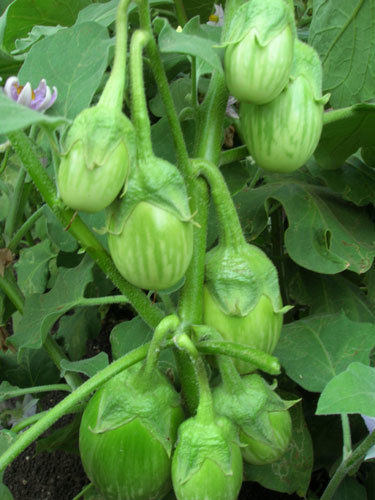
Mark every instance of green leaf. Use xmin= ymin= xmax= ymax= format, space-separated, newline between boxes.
xmin=309 ymin=0 xmax=375 ymax=108
xmin=75 ymin=0 xmax=173 ymax=27
xmin=36 ymin=415 xmax=80 ymax=455
xmin=315 ymin=104 xmax=375 ymax=170
xmin=18 ymin=22 xmax=111 ymax=119
xmin=316 ymin=362 xmax=375 ymax=416
xmin=12 ymin=25 xmax=65 ymax=56
xmin=156 ymin=16 xmax=223 ymax=75
xmin=15 ymin=240 xmax=57 ymax=296
xmin=149 ymin=77 xmax=192 ymax=118
xmin=57 ymin=307 xmax=100 ymax=361
xmin=110 ymin=316 xmax=152 ymax=360
xmin=9 ymin=257 xmax=94 ymax=353
xmin=0 ymin=93 xmax=67 ymax=134
xmin=0 ymin=348 xmax=60 ymax=387
xmin=0 ymin=483 xmax=13 ymax=500
xmin=0 ymin=380 xmax=22 ymax=401
xmin=0 ymin=48 xmax=20 ymax=79
xmin=234 ymin=174 xmax=375 ymax=274
xmin=60 ymin=352 xmax=109 ymax=378
xmin=43 ymin=207 xmax=78 ymax=252
xmin=309 ymin=156 xmax=375 ymax=207
xmin=275 ymin=312 xmax=375 ymax=392
xmin=184 ymin=0 xmax=215 ymax=22
xmin=288 ymin=268 xmax=375 ymax=323
xmin=244 ymin=400 xmax=313 ymax=497
xmin=332 ymin=477 xmax=367 ymax=500
xmin=0 ymin=0 xmax=91 ymax=52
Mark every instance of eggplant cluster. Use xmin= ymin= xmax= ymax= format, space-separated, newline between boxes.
xmin=224 ymin=0 xmax=329 ymax=173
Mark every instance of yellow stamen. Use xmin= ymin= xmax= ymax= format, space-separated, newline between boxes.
xmin=208 ymin=14 xmax=219 ymax=23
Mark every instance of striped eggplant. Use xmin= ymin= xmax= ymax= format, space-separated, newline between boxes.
xmin=213 ymin=374 xmax=294 ymax=466
xmin=79 ymin=366 xmax=184 ymax=500
xmin=202 ymin=243 xmax=288 ymax=374
xmin=240 ymin=39 xmax=330 ymax=173
xmin=108 ymin=200 xmax=193 ymax=290
xmin=107 ymin=154 xmax=193 ymax=291
xmin=58 ymin=106 xmax=135 ymax=213
xmin=224 ymin=0 xmax=295 ymax=104
xmin=171 ymin=415 xmax=243 ymax=500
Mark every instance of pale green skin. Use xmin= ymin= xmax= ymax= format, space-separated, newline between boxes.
xmin=172 ymin=444 xmax=243 ymax=500
xmin=203 ymin=286 xmax=283 ymax=374
xmin=241 ymin=75 xmax=324 ymax=173
xmin=241 ymin=410 xmax=292 ymax=465
xmin=58 ymin=140 xmax=128 ymax=213
xmin=79 ymin=388 xmax=183 ymax=500
xmin=108 ymin=201 xmax=193 ymax=291
xmin=225 ymin=26 xmax=294 ymax=104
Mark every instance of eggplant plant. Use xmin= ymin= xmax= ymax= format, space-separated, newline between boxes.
xmin=0 ymin=1 xmax=375 ymax=499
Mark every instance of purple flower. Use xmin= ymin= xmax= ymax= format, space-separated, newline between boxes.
xmin=1 ymin=76 xmax=57 ymax=112
xmin=361 ymin=415 xmax=375 ymax=460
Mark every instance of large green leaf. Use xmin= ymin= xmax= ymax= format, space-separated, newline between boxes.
xmin=275 ymin=312 xmax=375 ymax=392
xmin=309 ymin=156 xmax=375 ymax=207
xmin=0 ymin=0 xmax=91 ymax=52
xmin=0 ymin=48 xmax=20 ymax=79
xmin=0 ymin=93 xmax=68 ymax=134
xmin=156 ymin=16 xmax=223 ymax=74
xmin=316 ymin=362 xmax=375 ymax=416
xmin=315 ymin=104 xmax=375 ymax=170
xmin=288 ymin=268 xmax=375 ymax=323
xmin=244 ymin=401 xmax=313 ymax=497
xmin=60 ymin=353 xmax=109 ymax=378
xmin=309 ymin=0 xmax=375 ymax=108
xmin=15 ymin=240 xmax=58 ymax=296
xmin=18 ymin=22 xmax=111 ymax=119
xmin=183 ymin=0 xmax=216 ymax=22
xmin=9 ymin=257 xmax=94 ymax=354
xmin=234 ymin=174 xmax=375 ymax=274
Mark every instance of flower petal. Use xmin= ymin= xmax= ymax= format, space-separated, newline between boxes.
xmin=17 ymin=82 xmax=33 ymax=106
xmin=4 ymin=76 xmax=19 ymax=100
xmin=32 ymin=80 xmax=50 ymax=110
xmin=362 ymin=415 xmax=375 ymax=434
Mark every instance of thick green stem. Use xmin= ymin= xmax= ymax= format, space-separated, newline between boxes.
xmin=0 ymin=342 xmax=150 ymax=472
xmin=138 ymin=0 xmax=192 ymax=182
xmin=130 ymin=29 xmax=153 ymax=161
xmin=8 ymin=204 xmax=45 ymax=252
xmin=0 ymin=148 xmax=10 ymax=174
xmin=43 ymin=336 xmax=83 ymax=390
xmin=3 ymin=384 xmax=70 ymax=400
xmin=175 ymin=333 xmax=215 ymax=423
xmin=76 ymin=295 xmax=128 ymax=307
xmin=174 ymin=0 xmax=188 ymax=26
xmin=219 ymin=145 xmax=249 ymax=166
xmin=143 ymin=314 xmax=179 ymax=382
xmin=4 ymin=167 xmax=26 ymax=244
xmin=99 ymin=0 xmax=132 ymax=110
xmin=7 ymin=130 xmax=163 ymax=330
xmin=196 ymin=340 xmax=280 ymax=375
xmin=0 ymin=273 xmax=24 ymax=313
xmin=320 ymin=429 xmax=375 ymax=500
xmin=341 ymin=414 xmax=352 ymax=460
xmin=191 ymin=158 xmax=245 ymax=248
